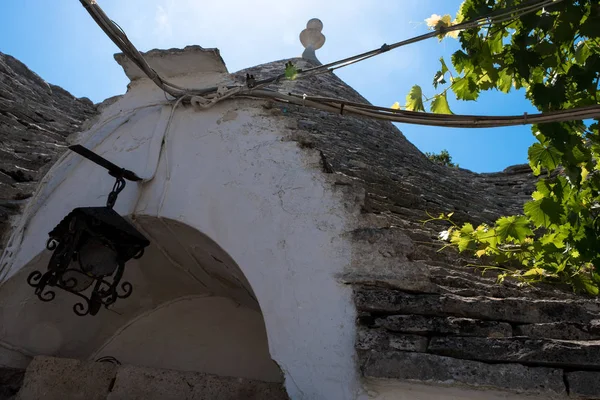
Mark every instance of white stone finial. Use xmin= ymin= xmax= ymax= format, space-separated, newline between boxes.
xmin=306 ymin=18 xmax=323 ymax=32
xmin=300 ymin=18 xmax=325 ymax=64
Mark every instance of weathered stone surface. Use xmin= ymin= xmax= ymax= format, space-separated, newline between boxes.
xmin=356 ymin=327 xmax=427 ymax=352
xmin=0 ymin=368 xmax=24 ymax=400
xmin=566 ymin=371 xmax=600 ymax=399
xmin=0 ymin=52 xmax=97 ymax=253
xmin=376 ymin=315 xmax=512 ymax=338
xmin=515 ymin=322 xmax=600 ymax=341
xmin=356 ymin=327 xmax=389 ymax=351
xmin=388 ymin=334 xmax=428 ymax=352
xmin=364 ymin=378 xmax=563 ymax=400
xmin=16 ymin=356 xmax=116 ymax=400
xmin=114 ymin=45 xmax=226 ymax=81
xmin=343 ymin=228 xmax=440 ymax=293
xmin=14 ymin=356 xmax=288 ymax=400
xmin=108 ymin=364 xmax=289 ymax=400
xmin=355 ymin=287 xmax=600 ymax=324
xmin=425 ymin=263 xmax=581 ymax=299
xmin=428 ymin=336 xmax=600 ymax=368
xmin=360 ymin=350 xmax=565 ymax=396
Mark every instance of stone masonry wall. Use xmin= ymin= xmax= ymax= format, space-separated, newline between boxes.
xmin=356 ymin=285 xmax=600 ymax=398
xmin=15 ymin=356 xmax=288 ymax=400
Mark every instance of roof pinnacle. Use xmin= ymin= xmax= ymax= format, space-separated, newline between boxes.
xmin=300 ymin=18 xmax=325 ymax=64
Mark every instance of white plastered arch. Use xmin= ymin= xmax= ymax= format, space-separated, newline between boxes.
xmin=0 ymin=74 xmax=364 ymax=399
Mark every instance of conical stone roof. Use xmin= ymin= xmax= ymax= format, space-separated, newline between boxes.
xmin=3 ymin=47 xmax=600 ymax=398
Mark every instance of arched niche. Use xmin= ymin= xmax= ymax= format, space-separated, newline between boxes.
xmin=0 ymin=94 xmax=362 ymax=398
xmin=0 ymin=216 xmax=282 ymax=383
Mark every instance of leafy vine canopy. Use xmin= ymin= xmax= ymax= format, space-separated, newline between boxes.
xmin=412 ymin=0 xmax=600 ymax=294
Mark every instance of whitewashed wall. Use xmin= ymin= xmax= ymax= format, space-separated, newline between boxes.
xmin=0 ymin=48 xmax=365 ymax=400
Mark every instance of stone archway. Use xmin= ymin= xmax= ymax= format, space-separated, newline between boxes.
xmin=0 ymin=60 xmax=365 ymax=397
xmin=91 ymin=215 xmax=283 ymax=382
xmin=0 ymin=217 xmax=282 ymax=384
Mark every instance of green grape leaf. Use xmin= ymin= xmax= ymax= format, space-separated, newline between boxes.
xmin=528 ymin=142 xmax=563 ymax=175
xmin=535 ymin=179 xmax=553 ymax=198
xmin=495 ymin=216 xmax=533 ymax=242
xmin=535 ymin=41 xmax=556 ymax=57
xmin=574 ymin=41 xmax=591 ymax=65
xmin=451 ymin=50 xmax=471 ymax=74
xmin=433 ymin=58 xmax=450 ymax=89
xmin=530 ymin=82 xmax=567 ymax=110
xmin=524 ymin=198 xmax=563 ymax=228
xmin=439 ymin=57 xmax=449 ymax=75
xmin=449 ymin=223 xmax=476 ymax=252
xmin=460 ymin=223 xmax=474 ymax=234
xmin=555 ymin=257 xmax=569 ymax=273
xmin=497 ymin=70 xmax=513 ymax=93
xmin=531 ymin=190 xmax=545 ymax=201
xmin=540 ymin=230 xmax=568 ymax=249
xmin=475 ymin=227 xmax=498 ymax=249
xmin=488 ymin=33 xmax=504 ymax=54
xmin=285 ymin=62 xmax=298 ymax=80
xmin=456 ymin=236 xmax=476 ymax=252
xmin=421 ymin=0 xmax=600 ymax=296
xmin=455 ymin=1 xmax=467 ymax=24
xmin=522 ymin=268 xmax=545 ymax=277
xmin=586 ymin=282 xmax=600 ymax=296
xmin=405 ymin=85 xmax=425 ymax=112
xmin=430 ymin=92 xmax=453 ymax=114
xmin=451 ymin=77 xmax=479 ymax=101
xmin=573 ymin=275 xmax=600 ymax=296
xmin=580 ymin=12 xmax=600 ymax=39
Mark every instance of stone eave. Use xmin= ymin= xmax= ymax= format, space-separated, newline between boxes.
xmin=114 ymin=45 xmax=228 ymax=81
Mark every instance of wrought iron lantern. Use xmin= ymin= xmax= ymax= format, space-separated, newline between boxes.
xmin=27 ymin=145 xmax=150 ymax=316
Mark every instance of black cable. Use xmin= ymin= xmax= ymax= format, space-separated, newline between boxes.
xmin=253 ymin=0 xmax=564 ymax=86
xmin=243 ymin=89 xmax=600 ymax=128
xmin=77 ymin=0 xmax=598 ymax=130
xmin=79 ymin=0 xmax=562 ymax=98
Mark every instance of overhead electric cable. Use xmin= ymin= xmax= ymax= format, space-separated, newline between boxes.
xmin=78 ymin=0 xmax=600 ymax=129
xmin=245 ymin=90 xmax=600 ymax=128
xmin=79 ymin=0 xmax=565 ymax=96
xmin=254 ymin=0 xmax=567 ymax=85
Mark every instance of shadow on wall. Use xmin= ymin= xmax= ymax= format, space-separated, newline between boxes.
xmin=93 ymin=295 xmax=283 ymax=382
xmin=0 ymin=216 xmax=283 ymax=383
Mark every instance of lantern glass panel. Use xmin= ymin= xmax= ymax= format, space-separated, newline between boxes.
xmin=78 ymin=236 xmax=119 ymax=277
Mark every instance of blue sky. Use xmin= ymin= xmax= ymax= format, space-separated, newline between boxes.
xmin=0 ymin=0 xmax=538 ymax=173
